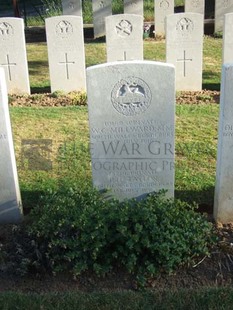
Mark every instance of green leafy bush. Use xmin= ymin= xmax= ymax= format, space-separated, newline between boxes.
xmin=26 ymin=187 xmax=216 ymax=281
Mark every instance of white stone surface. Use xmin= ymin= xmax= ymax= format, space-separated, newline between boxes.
xmin=106 ymin=14 xmax=143 ymax=62
xmin=214 ymin=64 xmax=233 ymax=223
xmin=92 ymin=0 xmax=112 ymax=38
xmin=223 ymin=13 xmax=233 ymax=64
xmin=45 ymin=16 xmax=86 ymax=92
xmin=0 ymin=68 xmax=23 ymax=224
xmin=154 ymin=0 xmax=174 ymax=36
xmin=166 ymin=13 xmax=203 ymax=91
xmin=0 ymin=18 xmax=30 ymax=94
xmin=124 ymin=0 xmax=143 ymax=16
xmin=215 ymin=0 xmax=233 ymax=33
xmin=87 ymin=61 xmax=175 ymax=201
xmin=185 ymin=0 xmax=205 ymax=15
xmin=62 ymin=0 xmax=82 ymax=16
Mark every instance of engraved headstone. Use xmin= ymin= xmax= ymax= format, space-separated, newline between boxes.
xmin=106 ymin=14 xmax=143 ymax=62
xmin=87 ymin=61 xmax=175 ymax=201
xmin=223 ymin=13 xmax=233 ymax=64
xmin=0 ymin=68 xmax=23 ymax=224
xmin=45 ymin=16 xmax=86 ymax=92
xmin=185 ymin=0 xmax=205 ymax=15
xmin=166 ymin=13 xmax=203 ymax=91
xmin=154 ymin=0 xmax=174 ymax=37
xmin=214 ymin=64 xmax=233 ymax=223
xmin=0 ymin=18 xmax=30 ymax=94
xmin=62 ymin=0 xmax=82 ymax=16
xmin=124 ymin=0 xmax=144 ymax=16
xmin=92 ymin=0 xmax=112 ymax=38
xmin=215 ymin=0 xmax=233 ymax=33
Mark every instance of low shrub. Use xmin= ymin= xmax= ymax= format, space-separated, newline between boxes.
xmin=23 ymin=187 xmax=216 ymax=282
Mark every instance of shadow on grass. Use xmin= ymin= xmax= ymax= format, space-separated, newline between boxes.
xmin=21 ymin=189 xmax=47 ymax=215
xmin=28 ymin=61 xmax=48 ymax=75
xmin=85 ymin=36 xmax=106 ymax=44
xmin=31 ymin=86 xmax=51 ymax=94
xmin=202 ymin=83 xmax=220 ymax=91
xmin=202 ymin=71 xmax=221 ymax=91
xmin=175 ymin=186 xmax=215 ymax=215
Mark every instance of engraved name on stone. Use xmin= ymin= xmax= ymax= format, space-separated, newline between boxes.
xmin=0 ymin=133 xmax=7 ymax=139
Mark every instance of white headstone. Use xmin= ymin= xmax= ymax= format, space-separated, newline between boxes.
xmin=92 ymin=0 xmax=112 ymax=38
xmin=0 ymin=18 xmax=30 ymax=94
xmin=185 ymin=0 xmax=205 ymax=15
xmin=215 ymin=0 xmax=233 ymax=33
xmin=45 ymin=16 xmax=86 ymax=93
xmin=62 ymin=0 xmax=82 ymax=16
xmin=154 ymin=0 xmax=174 ymax=37
xmin=214 ymin=64 xmax=233 ymax=224
xmin=87 ymin=61 xmax=175 ymax=201
xmin=124 ymin=0 xmax=144 ymax=16
xmin=0 ymin=68 xmax=23 ymax=224
xmin=223 ymin=13 xmax=233 ymax=64
xmin=106 ymin=14 xmax=143 ymax=62
xmin=166 ymin=13 xmax=204 ymax=91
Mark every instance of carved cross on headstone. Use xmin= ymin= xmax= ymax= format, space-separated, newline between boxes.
xmin=58 ymin=52 xmax=75 ymax=79
xmin=1 ymin=54 xmax=16 ymax=81
xmin=177 ymin=50 xmax=192 ymax=77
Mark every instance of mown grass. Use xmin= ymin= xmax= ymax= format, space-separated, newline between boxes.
xmin=10 ymin=101 xmax=218 ymax=210
xmin=1 ymin=288 xmax=233 ymax=310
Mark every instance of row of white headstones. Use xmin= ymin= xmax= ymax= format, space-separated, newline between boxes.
xmin=1 ymin=12 xmax=233 ymax=225
xmin=61 ymin=0 xmax=233 ymax=36
xmin=1 ymin=57 xmax=233 ymax=224
xmin=1 ymin=11 xmax=233 ymax=95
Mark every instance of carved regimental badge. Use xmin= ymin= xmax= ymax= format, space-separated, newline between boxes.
xmin=68 ymin=1 xmax=75 ymax=9
xmin=176 ymin=18 xmax=194 ymax=36
xmin=222 ymin=0 xmax=229 ymax=7
xmin=159 ymin=0 xmax=170 ymax=9
xmin=116 ymin=20 xmax=133 ymax=37
xmin=111 ymin=77 xmax=152 ymax=116
xmin=191 ymin=0 xmax=200 ymax=7
xmin=56 ymin=20 xmax=73 ymax=36
xmin=0 ymin=22 xmax=13 ymax=39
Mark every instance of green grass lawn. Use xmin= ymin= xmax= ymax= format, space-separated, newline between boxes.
xmin=1 ymin=34 xmax=226 ymax=307
xmin=1 ymin=288 xmax=233 ymax=310
xmin=11 ymin=102 xmax=218 ymax=211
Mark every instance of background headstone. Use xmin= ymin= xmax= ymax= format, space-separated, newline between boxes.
xmin=62 ymin=0 xmax=82 ymax=16
xmin=166 ymin=13 xmax=204 ymax=91
xmin=185 ymin=0 xmax=205 ymax=15
xmin=92 ymin=0 xmax=112 ymax=38
xmin=222 ymin=13 xmax=233 ymax=64
xmin=215 ymin=0 xmax=233 ymax=33
xmin=45 ymin=16 xmax=86 ymax=93
xmin=87 ymin=61 xmax=175 ymax=201
xmin=0 ymin=18 xmax=30 ymax=94
xmin=124 ymin=0 xmax=144 ymax=16
xmin=214 ymin=64 xmax=233 ymax=223
xmin=0 ymin=68 xmax=23 ymax=224
xmin=154 ymin=0 xmax=174 ymax=37
xmin=106 ymin=14 xmax=143 ymax=62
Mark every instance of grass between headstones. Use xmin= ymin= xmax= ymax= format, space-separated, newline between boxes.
xmin=26 ymin=36 xmax=222 ymax=93
xmin=10 ymin=103 xmax=218 ymax=211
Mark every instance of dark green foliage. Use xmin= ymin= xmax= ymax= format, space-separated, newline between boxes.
xmin=24 ymin=187 xmax=216 ymax=281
